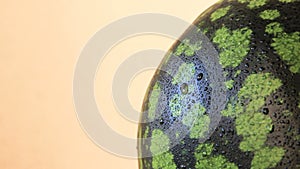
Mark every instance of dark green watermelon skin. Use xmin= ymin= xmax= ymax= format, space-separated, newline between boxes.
xmin=138 ymin=0 xmax=300 ymax=169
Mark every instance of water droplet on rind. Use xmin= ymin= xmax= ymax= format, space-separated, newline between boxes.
xmin=262 ymin=108 xmax=269 ymax=115
xmin=197 ymin=73 xmax=204 ymax=81
xmin=180 ymin=83 xmax=189 ymax=95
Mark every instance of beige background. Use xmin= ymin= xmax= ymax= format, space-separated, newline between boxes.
xmin=0 ymin=0 xmax=218 ymax=168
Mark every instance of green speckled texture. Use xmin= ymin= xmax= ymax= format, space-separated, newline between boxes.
xmin=210 ymin=6 xmax=231 ymax=21
xmin=224 ymin=79 xmax=234 ymax=89
xmin=174 ymin=39 xmax=202 ymax=57
xmin=265 ymin=22 xmax=283 ymax=35
xmin=172 ymin=62 xmax=196 ymax=85
xmin=251 ymin=147 xmax=285 ymax=169
xmin=194 ymin=143 xmax=238 ymax=169
xmin=271 ymin=32 xmax=300 ymax=73
xmin=213 ymin=27 xmax=252 ymax=68
xmin=238 ymin=0 xmax=269 ymax=9
xmin=147 ymin=82 xmax=161 ymax=120
xmin=150 ymin=129 xmax=177 ymax=168
xmin=182 ymin=103 xmax=209 ymax=139
xmin=138 ymin=0 xmax=300 ymax=168
xmin=260 ymin=9 xmax=280 ymax=20
xmin=169 ymin=94 xmax=183 ymax=117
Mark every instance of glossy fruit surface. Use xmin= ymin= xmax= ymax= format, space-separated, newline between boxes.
xmin=138 ymin=0 xmax=300 ymax=168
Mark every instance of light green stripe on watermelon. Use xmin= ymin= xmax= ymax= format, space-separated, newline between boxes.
xmin=169 ymin=94 xmax=183 ymax=117
xmin=210 ymin=6 xmax=231 ymax=22
xmin=213 ymin=27 xmax=252 ymax=68
xmin=251 ymin=147 xmax=285 ymax=169
xmin=279 ymin=0 xmax=297 ymax=2
xmin=152 ymin=153 xmax=176 ymax=169
xmin=236 ymin=113 xmax=273 ymax=151
xmin=182 ymin=103 xmax=209 ymax=139
xmin=271 ymin=31 xmax=300 ymax=73
xmin=238 ymin=73 xmax=282 ymax=113
xmin=174 ymin=39 xmax=202 ymax=57
xmin=225 ymin=79 xmax=234 ymax=89
xmin=260 ymin=9 xmax=280 ymax=20
xmin=194 ymin=143 xmax=238 ymax=169
xmin=172 ymin=62 xmax=195 ymax=85
xmin=147 ymin=82 xmax=161 ymax=120
xmin=150 ymin=129 xmax=169 ymax=154
xmin=150 ymin=129 xmax=176 ymax=169
xmin=265 ymin=21 xmax=300 ymax=73
xmin=238 ymin=0 xmax=268 ymax=9
xmin=265 ymin=22 xmax=283 ymax=36
xmin=221 ymin=97 xmax=243 ymax=117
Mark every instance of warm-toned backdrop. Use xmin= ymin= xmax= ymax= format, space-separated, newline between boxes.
xmin=0 ymin=0 xmax=218 ymax=168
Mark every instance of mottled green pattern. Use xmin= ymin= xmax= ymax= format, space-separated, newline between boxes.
xmin=210 ymin=6 xmax=231 ymax=21
xmin=221 ymin=73 xmax=282 ymax=117
xmin=260 ymin=9 xmax=280 ymax=20
xmin=138 ymin=0 xmax=300 ymax=168
xmin=150 ymin=129 xmax=177 ymax=169
xmin=221 ymin=73 xmax=281 ymax=117
xmin=213 ymin=27 xmax=252 ymax=68
xmin=271 ymin=32 xmax=300 ymax=73
xmin=172 ymin=63 xmax=196 ymax=85
xmin=279 ymin=0 xmax=297 ymax=2
xmin=225 ymin=79 xmax=234 ymax=89
xmin=150 ymin=129 xmax=170 ymax=154
xmin=221 ymin=73 xmax=283 ymax=168
xmin=152 ymin=153 xmax=177 ymax=169
xmin=251 ymin=147 xmax=285 ymax=169
xmin=236 ymin=113 xmax=273 ymax=151
xmin=194 ymin=144 xmax=238 ymax=169
xmin=182 ymin=103 xmax=205 ymax=126
xmin=182 ymin=104 xmax=209 ymax=139
xmin=238 ymin=73 xmax=282 ymax=113
xmin=239 ymin=73 xmax=279 ymax=96
xmin=265 ymin=21 xmax=300 ymax=73
xmin=174 ymin=39 xmax=202 ymax=57
xmin=221 ymin=97 xmax=243 ymax=117
xmin=169 ymin=94 xmax=183 ymax=117
xmin=148 ymin=83 xmax=161 ymax=120
xmin=265 ymin=22 xmax=283 ymax=36
xmin=238 ymin=0 xmax=268 ymax=8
